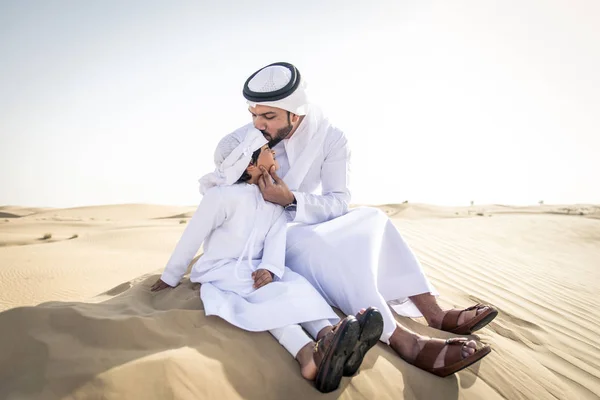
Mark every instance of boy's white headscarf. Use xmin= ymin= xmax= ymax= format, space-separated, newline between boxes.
xmin=198 ymin=127 xmax=267 ymax=195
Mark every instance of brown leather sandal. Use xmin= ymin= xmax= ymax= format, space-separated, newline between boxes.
xmin=313 ymin=316 xmax=360 ymax=393
xmin=413 ymin=337 xmax=491 ymax=377
xmin=441 ymin=304 xmax=498 ymax=335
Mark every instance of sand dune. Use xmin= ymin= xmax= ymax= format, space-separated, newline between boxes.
xmin=1 ymin=203 xmax=599 ymax=399
xmin=0 ymin=206 xmax=53 ymax=219
xmin=15 ymin=204 xmax=198 ymax=221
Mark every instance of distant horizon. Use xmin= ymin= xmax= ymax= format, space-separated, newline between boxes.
xmin=3 ymin=198 xmax=598 ymax=211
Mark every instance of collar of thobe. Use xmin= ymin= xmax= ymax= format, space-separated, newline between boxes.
xmin=198 ymin=127 xmax=267 ymax=195
xmin=280 ymin=104 xmax=331 ymax=191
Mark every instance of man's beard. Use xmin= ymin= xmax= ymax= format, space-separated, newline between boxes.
xmin=262 ymin=123 xmax=293 ymax=147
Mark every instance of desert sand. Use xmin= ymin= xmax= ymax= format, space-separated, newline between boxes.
xmin=0 ymin=203 xmax=599 ymax=399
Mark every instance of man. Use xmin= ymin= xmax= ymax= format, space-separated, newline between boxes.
xmin=219 ymin=61 xmax=498 ymax=377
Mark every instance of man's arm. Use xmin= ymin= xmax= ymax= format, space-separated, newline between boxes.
xmin=258 ymin=129 xmax=351 ymax=225
xmin=291 ymin=130 xmax=350 ymax=224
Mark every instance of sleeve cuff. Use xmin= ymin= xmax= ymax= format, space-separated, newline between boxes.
xmin=289 ymin=191 xmax=304 ymax=223
xmin=257 ymin=262 xmax=284 ymax=280
xmin=160 ymin=269 xmax=182 ymax=287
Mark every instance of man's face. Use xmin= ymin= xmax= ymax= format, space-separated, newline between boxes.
xmin=249 ymin=105 xmax=293 ymax=147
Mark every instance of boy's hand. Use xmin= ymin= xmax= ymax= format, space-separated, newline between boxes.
xmin=252 ymin=269 xmax=274 ymax=289
xmin=151 ymin=278 xmax=174 ymax=292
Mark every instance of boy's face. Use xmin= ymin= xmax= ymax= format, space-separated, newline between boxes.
xmin=256 ymin=144 xmax=279 ymax=171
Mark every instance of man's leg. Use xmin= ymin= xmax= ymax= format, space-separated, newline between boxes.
xmin=285 ymin=211 xmax=414 ymax=344
xmin=335 ymin=308 xmax=484 ymax=375
xmin=285 ymin=208 xmax=494 ymax=362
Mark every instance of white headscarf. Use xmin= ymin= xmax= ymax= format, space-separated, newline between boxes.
xmin=198 ymin=127 xmax=267 ymax=195
xmin=245 ymin=64 xmax=309 ymax=116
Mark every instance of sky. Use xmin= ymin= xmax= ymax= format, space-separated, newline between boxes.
xmin=1 ymin=0 xmax=599 ymax=208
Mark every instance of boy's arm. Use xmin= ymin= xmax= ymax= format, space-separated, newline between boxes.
xmin=159 ymin=188 xmax=226 ymax=287
xmin=257 ymin=209 xmax=288 ymax=280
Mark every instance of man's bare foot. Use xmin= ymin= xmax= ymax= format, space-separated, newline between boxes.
xmin=389 ymin=328 xmax=477 ymax=368
xmin=401 ymin=335 xmax=477 ymax=367
xmin=429 ymin=305 xmax=491 ymax=330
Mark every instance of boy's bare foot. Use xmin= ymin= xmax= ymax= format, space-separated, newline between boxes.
xmin=296 ymin=343 xmax=318 ymax=380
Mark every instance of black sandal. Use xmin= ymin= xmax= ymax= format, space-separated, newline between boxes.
xmin=313 ymin=315 xmax=360 ymax=393
xmin=343 ymin=307 xmax=384 ymax=376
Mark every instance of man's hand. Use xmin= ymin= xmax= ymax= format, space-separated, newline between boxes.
xmin=151 ymin=278 xmax=174 ymax=292
xmin=252 ymin=269 xmax=274 ymax=289
xmin=257 ymin=165 xmax=294 ymax=206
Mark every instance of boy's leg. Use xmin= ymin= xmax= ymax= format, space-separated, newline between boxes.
xmin=269 ymin=325 xmax=313 ymax=360
xmin=301 ymin=319 xmax=333 ymax=341
xmin=269 ymin=325 xmax=318 ymax=381
xmin=269 ymin=317 xmax=362 ymax=393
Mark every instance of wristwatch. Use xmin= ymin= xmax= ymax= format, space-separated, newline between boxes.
xmin=284 ymin=196 xmax=297 ymax=211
